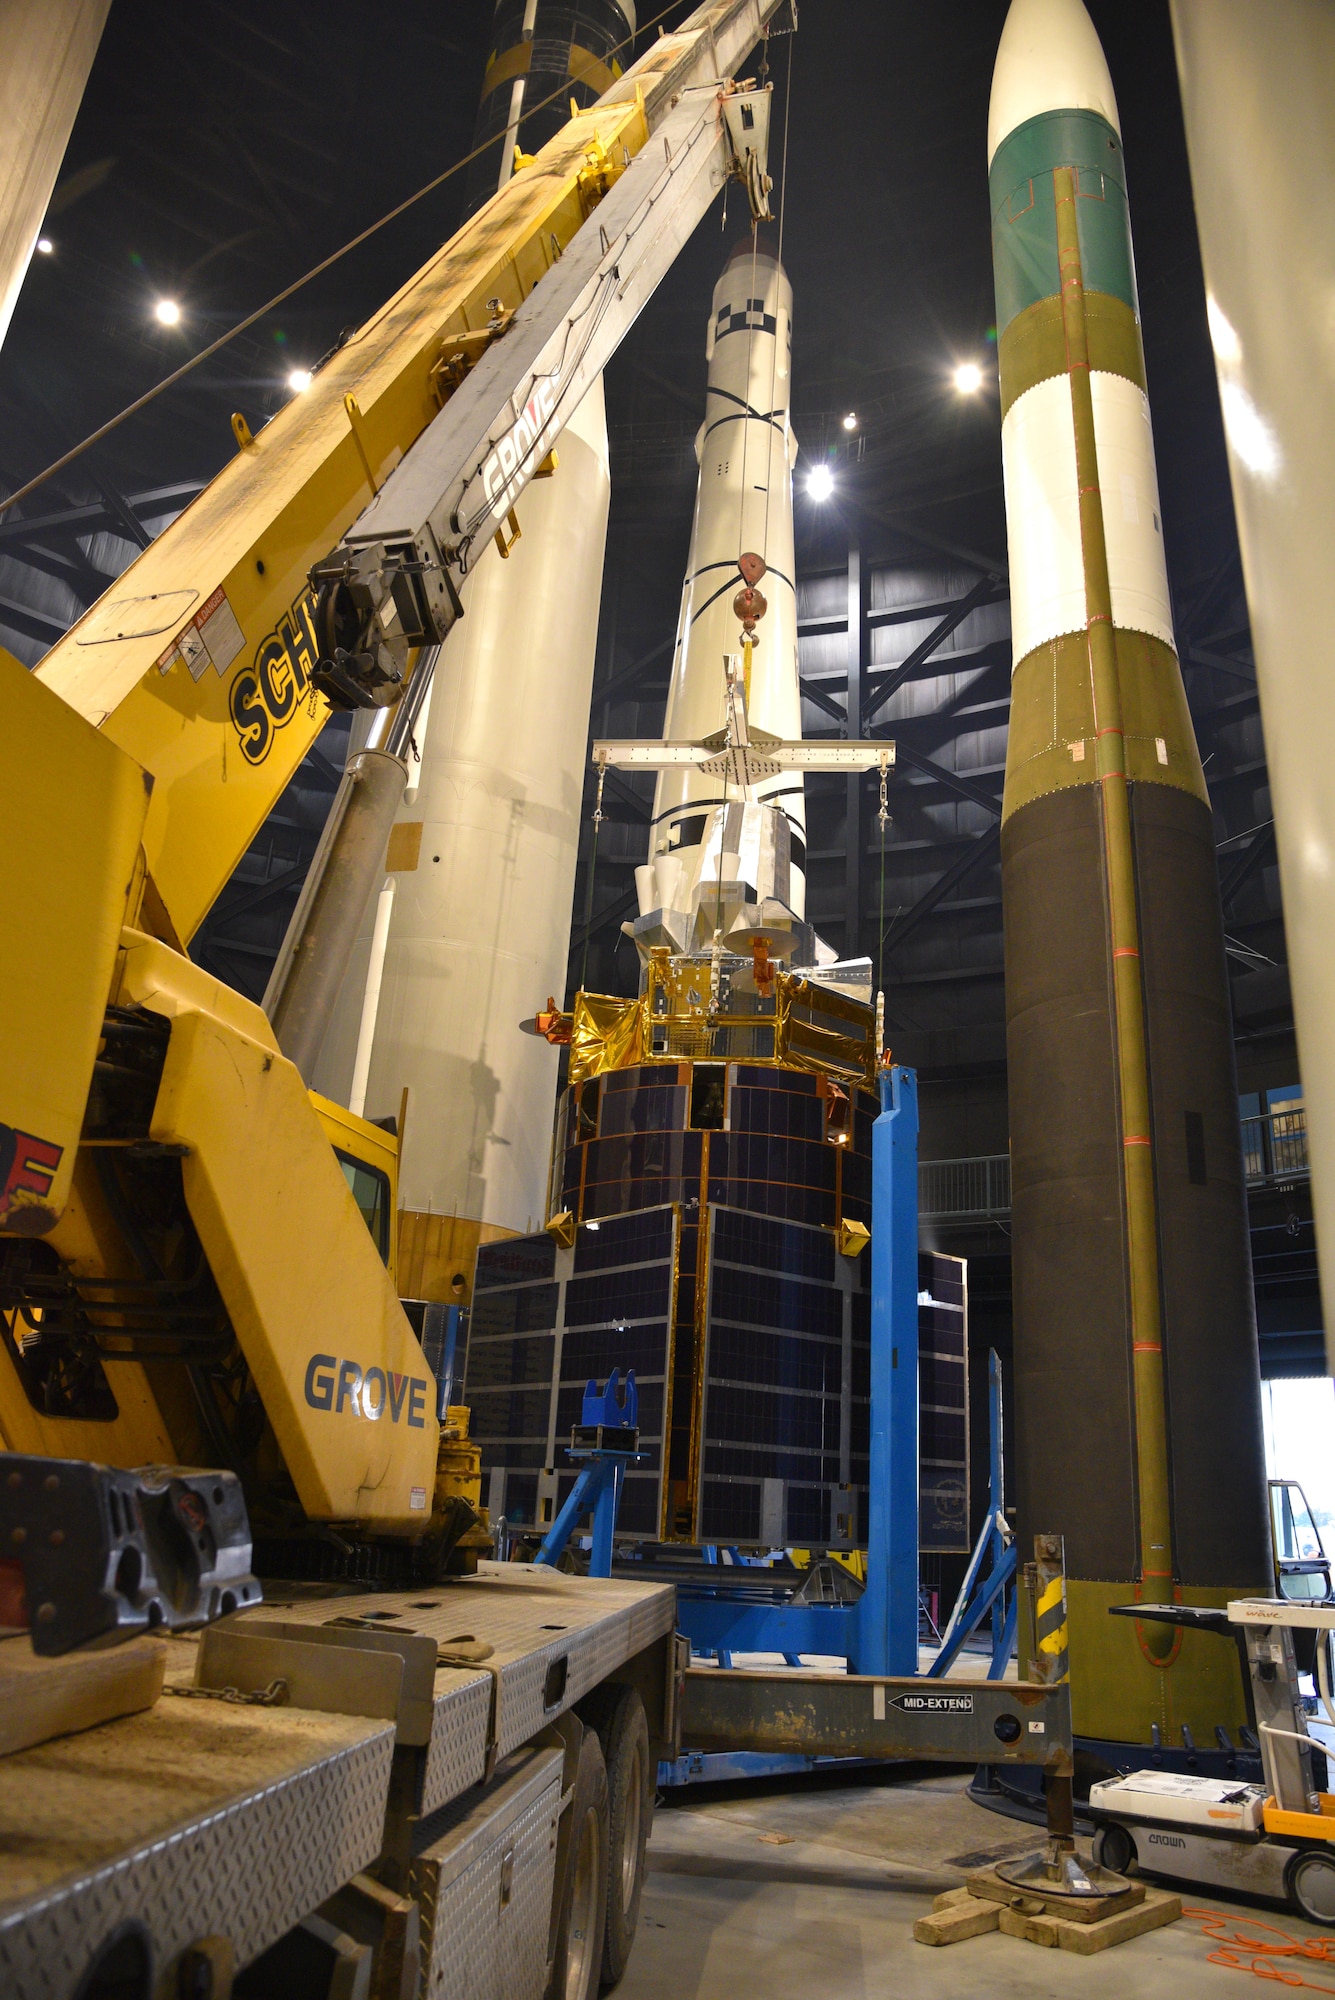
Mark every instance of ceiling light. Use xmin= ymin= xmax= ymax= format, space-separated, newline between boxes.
xmin=154 ymin=298 xmax=181 ymax=326
xmin=35 ymin=237 xmax=53 ymax=256
xmin=953 ymin=361 xmax=983 ymax=394
xmin=842 ymin=412 xmax=858 ymax=432
xmin=807 ymin=464 xmax=834 ymax=501
xmin=287 ymin=368 xmax=313 ymax=393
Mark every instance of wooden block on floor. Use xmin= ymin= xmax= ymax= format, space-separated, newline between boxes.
xmin=968 ymin=1864 xmax=1144 ymax=1922
xmin=914 ymin=1898 xmax=1002 ymax=1946
xmin=0 ymin=1633 xmax=166 ymax=1756
xmin=999 ymin=1884 xmax=1182 ymax=1955
xmin=998 ymin=1902 xmax=1058 ymax=1947
xmin=931 ymin=1886 xmax=975 ymax=1913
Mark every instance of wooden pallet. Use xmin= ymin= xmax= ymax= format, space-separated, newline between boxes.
xmin=914 ymin=1879 xmax=1182 ymax=1954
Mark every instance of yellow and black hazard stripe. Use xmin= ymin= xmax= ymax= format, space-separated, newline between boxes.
xmin=1035 ymin=1570 xmax=1070 ymax=1685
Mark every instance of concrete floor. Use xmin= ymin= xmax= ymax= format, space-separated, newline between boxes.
xmin=618 ymin=1767 xmax=1325 ymax=1998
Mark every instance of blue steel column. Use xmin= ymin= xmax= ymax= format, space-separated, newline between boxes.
xmin=855 ymin=1063 xmax=920 ymax=1675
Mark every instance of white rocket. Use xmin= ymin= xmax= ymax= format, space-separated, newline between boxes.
xmin=314 ymin=384 xmax=611 ymax=1250
xmin=606 ymin=238 xmax=887 ymax=963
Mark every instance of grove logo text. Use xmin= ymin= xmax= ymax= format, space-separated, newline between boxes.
xmin=304 ymin=1352 xmax=428 ymax=1427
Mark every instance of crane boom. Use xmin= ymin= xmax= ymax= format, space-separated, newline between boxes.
xmin=0 ymin=0 xmax=787 ymax=1547
xmin=30 ymin=0 xmax=784 ymax=952
xmin=306 ymin=80 xmax=773 ymax=699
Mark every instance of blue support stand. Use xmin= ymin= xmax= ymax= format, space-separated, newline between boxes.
xmin=853 ymin=1063 xmax=920 ymax=1676
xmin=657 ymin=1065 xmax=1019 ymax=1784
xmin=926 ymin=1349 xmax=1017 ymax=1678
xmin=534 ymin=1369 xmax=643 ymax=1578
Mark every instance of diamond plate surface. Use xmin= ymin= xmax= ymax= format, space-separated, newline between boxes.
xmin=411 ymin=1749 xmax=562 ymax=2000
xmin=260 ymin=1567 xmax=675 ymax=1763
xmin=0 ymin=1707 xmax=394 ymax=2000
xmin=420 ymin=1668 xmax=493 ymax=1816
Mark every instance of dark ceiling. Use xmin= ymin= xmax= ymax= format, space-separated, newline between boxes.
xmin=0 ymin=0 xmax=494 ymax=498
xmin=0 ymin=2 xmax=1238 ymax=588
xmin=0 ymin=0 xmax=1286 ymax=1114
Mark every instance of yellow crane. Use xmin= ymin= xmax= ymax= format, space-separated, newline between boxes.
xmin=0 ymin=0 xmax=781 ymax=1572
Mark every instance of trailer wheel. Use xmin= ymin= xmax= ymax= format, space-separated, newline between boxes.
xmin=1091 ymin=1822 xmax=1136 ymax=1877
xmin=1289 ymin=1849 xmax=1335 ymax=1925
xmin=548 ymin=1726 xmax=609 ymax=2000
xmin=579 ymin=1685 xmax=653 ymax=1987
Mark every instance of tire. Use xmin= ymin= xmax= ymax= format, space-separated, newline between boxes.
xmin=548 ymin=1726 xmax=609 ymax=2000
xmin=579 ymin=1685 xmax=653 ymax=1988
xmin=1289 ymin=1849 xmax=1335 ymax=1925
xmin=1091 ymin=1821 xmax=1136 ymax=1877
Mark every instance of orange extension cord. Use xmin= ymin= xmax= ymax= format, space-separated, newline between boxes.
xmin=1185 ymin=1907 xmax=1335 ymax=1991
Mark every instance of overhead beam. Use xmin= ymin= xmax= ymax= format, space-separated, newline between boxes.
xmin=799 ymin=676 xmax=847 ymax=726
xmin=1220 ymin=822 xmax=1277 ymax=906
xmin=1186 ymin=644 xmax=1256 ymax=684
xmin=299 ymin=745 xmax=346 ymax=789
xmin=89 ymin=470 xmax=151 ymax=551
xmin=802 ymin=636 xmax=1011 ymax=701
xmin=568 ymin=885 xmax=639 ymax=961
xmin=1 ymin=539 xmax=116 ymax=604
xmin=0 ymin=593 xmax=67 ymax=645
xmin=591 ymin=631 xmax=676 ymax=710
xmin=863 ymin=575 xmax=1002 ymax=725
xmin=207 ymin=861 xmax=308 ymax=926
xmin=882 ymin=823 xmax=1002 ymax=955
xmin=891 ymin=742 xmax=1004 ymax=818
xmin=799 ymin=586 xmax=1008 ymax=640
xmin=0 ymin=481 xmax=203 ymax=550
xmin=592 ymin=763 xmax=653 ymax=822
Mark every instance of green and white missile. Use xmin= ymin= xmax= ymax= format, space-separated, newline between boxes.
xmin=989 ymin=0 xmax=1271 ymax=1750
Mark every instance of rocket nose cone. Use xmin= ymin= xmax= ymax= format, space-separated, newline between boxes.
xmin=987 ymin=0 xmax=1120 ymax=166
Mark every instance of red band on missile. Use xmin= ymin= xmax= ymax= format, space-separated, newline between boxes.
xmin=1113 ymin=947 xmax=1139 ymax=958
xmin=1123 ymin=1134 xmax=1151 ymax=1146
xmin=1133 ymin=1342 xmax=1163 ymax=1353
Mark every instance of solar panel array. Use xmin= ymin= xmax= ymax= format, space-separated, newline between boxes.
xmin=466 ymin=1208 xmax=677 ymax=1538
xmin=462 ymin=1055 xmax=967 ymax=1549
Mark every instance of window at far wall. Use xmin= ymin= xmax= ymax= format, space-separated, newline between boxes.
xmin=1264 ymin=1376 xmax=1335 ymax=1538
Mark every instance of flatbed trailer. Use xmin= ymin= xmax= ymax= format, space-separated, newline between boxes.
xmin=0 ymin=1566 xmax=678 ymax=2000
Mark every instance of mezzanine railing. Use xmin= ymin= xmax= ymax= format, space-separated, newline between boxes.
xmin=919 ymin=1108 xmax=1309 ymax=1222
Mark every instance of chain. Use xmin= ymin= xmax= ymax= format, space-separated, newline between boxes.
xmin=579 ymin=754 xmax=608 ymax=996
xmin=877 ymin=750 xmax=890 ymax=1055
xmin=164 ymin=1677 xmax=290 ymax=1708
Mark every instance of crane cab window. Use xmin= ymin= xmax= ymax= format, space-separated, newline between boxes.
xmin=336 ymin=1150 xmax=391 ymax=1263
